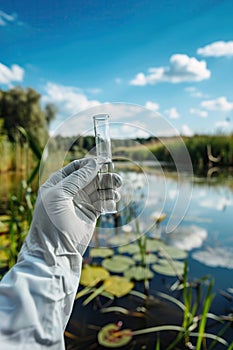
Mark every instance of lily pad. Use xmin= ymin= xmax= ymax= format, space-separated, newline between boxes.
xmin=146 ymin=238 xmax=167 ymax=252
xmin=158 ymin=246 xmax=187 ymax=260
xmin=102 ymin=255 xmax=135 ymax=273
xmin=104 ymin=276 xmax=134 ymax=297
xmin=133 ymin=253 xmax=158 ymax=264
xmin=90 ymin=247 xmax=114 ymax=258
xmin=152 ymin=259 xmax=184 ymax=276
xmin=98 ymin=323 xmax=132 ymax=348
xmin=108 ymin=233 xmax=139 ymax=246
xmin=108 ymin=235 xmax=131 ymax=246
xmin=124 ymin=266 xmax=154 ymax=281
xmin=80 ymin=265 xmax=110 ymax=287
xmin=118 ymin=244 xmax=140 ymax=255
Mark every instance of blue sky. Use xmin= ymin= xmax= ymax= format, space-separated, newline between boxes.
xmin=1 ymin=0 xmax=233 ymax=137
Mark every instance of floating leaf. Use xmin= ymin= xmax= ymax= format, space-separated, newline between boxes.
xmin=146 ymin=239 xmax=167 ymax=252
xmin=108 ymin=235 xmax=131 ymax=246
xmin=133 ymin=253 xmax=158 ymax=264
xmin=124 ymin=266 xmax=154 ymax=281
xmin=118 ymin=244 xmax=140 ymax=255
xmin=152 ymin=259 xmax=184 ymax=277
xmin=104 ymin=276 xmax=134 ymax=297
xmin=80 ymin=265 xmax=110 ymax=287
xmin=159 ymin=246 xmax=187 ymax=260
xmin=90 ymin=247 xmax=114 ymax=258
xmin=102 ymin=255 xmax=135 ymax=273
xmin=108 ymin=233 xmax=139 ymax=246
xmin=98 ymin=323 xmax=132 ymax=348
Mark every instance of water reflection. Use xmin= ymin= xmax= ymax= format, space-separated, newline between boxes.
xmin=96 ymin=169 xmax=233 ymax=273
xmin=162 ymin=225 xmax=208 ymax=251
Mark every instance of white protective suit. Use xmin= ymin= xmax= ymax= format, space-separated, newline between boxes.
xmin=0 ymin=158 xmax=122 ymax=350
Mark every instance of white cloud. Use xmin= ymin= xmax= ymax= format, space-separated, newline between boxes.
xmin=164 ymin=107 xmax=180 ymax=119
xmin=197 ymin=41 xmax=233 ymax=57
xmin=215 ymin=120 xmax=231 ymax=131
xmin=201 ymin=96 xmax=233 ymax=111
xmin=189 ymin=108 xmax=208 ymax=118
xmin=145 ymin=101 xmax=160 ymax=111
xmin=181 ymin=124 xmax=194 ymax=136
xmin=130 ymin=54 xmax=210 ymax=86
xmin=43 ymin=82 xmax=101 ymax=117
xmin=0 ymin=10 xmax=17 ymax=26
xmin=185 ymin=86 xmax=208 ymax=98
xmin=0 ymin=62 xmax=24 ymax=85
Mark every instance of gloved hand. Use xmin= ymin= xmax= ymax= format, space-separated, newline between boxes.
xmin=0 ymin=157 xmax=122 ymax=349
xmin=25 ymin=157 xmax=122 ymax=260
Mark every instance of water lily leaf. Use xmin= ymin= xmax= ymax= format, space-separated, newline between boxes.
xmin=104 ymin=276 xmax=134 ymax=297
xmin=152 ymin=259 xmax=184 ymax=276
xmin=102 ymin=255 xmax=135 ymax=273
xmin=133 ymin=253 xmax=158 ymax=264
xmin=108 ymin=233 xmax=139 ymax=246
xmin=108 ymin=235 xmax=131 ymax=246
xmin=98 ymin=323 xmax=132 ymax=348
xmin=124 ymin=266 xmax=154 ymax=281
xmin=118 ymin=244 xmax=140 ymax=255
xmin=158 ymin=246 xmax=187 ymax=260
xmin=80 ymin=265 xmax=110 ymax=287
xmin=146 ymin=239 xmax=167 ymax=252
xmin=90 ymin=247 xmax=114 ymax=258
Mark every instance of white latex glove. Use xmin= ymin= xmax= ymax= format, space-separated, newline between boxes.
xmin=0 ymin=158 xmax=122 ymax=350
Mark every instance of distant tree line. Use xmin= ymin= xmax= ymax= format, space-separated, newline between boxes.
xmin=0 ymin=86 xmax=56 ymax=148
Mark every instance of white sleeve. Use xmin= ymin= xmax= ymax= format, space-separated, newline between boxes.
xmin=0 ymin=240 xmax=82 ymax=350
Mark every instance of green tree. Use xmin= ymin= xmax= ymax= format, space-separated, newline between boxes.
xmin=0 ymin=87 xmax=49 ymax=147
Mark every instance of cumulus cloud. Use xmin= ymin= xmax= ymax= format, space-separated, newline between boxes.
xmin=215 ymin=120 xmax=231 ymax=131
xmin=197 ymin=41 xmax=233 ymax=57
xmin=0 ymin=10 xmax=17 ymax=26
xmin=181 ymin=124 xmax=194 ymax=136
xmin=145 ymin=101 xmax=160 ymax=111
xmin=130 ymin=54 xmax=210 ymax=86
xmin=185 ymin=86 xmax=208 ymax=98
xmin=42 ymin=82 xmax=101 ymax=117
xmin=0 ymin=62 xmax=24 ymax=85
xmin=189 ymin=108 xmax=208 ymax=118
xmin=164 ymin=107 xmax=180 ymax=119
xmin=201 ymin=96 xmax=233 ymax=111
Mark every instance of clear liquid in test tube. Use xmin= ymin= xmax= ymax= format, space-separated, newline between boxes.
xmin=93 ymin=114 xmax=116 ymax=215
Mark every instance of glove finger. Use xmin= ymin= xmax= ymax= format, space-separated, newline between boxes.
xmin=61 ymin=158 xmax=99 ymax=197
xmin=112 ymin=173 xmax=123 ymax=189
xmin=42 ymin=159 xmax=85 ymax=187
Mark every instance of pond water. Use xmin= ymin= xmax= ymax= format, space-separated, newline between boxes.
xmin=69 ymin=167 xmax=233 ymax=349
xmin=1 ymin=167 xmax=233 ymax=348
xmin=94 ymin=167 xmax=233 ymax=295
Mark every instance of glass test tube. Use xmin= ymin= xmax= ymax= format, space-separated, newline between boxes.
xmin=93 ymin=114 xmax=116 ymax=214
